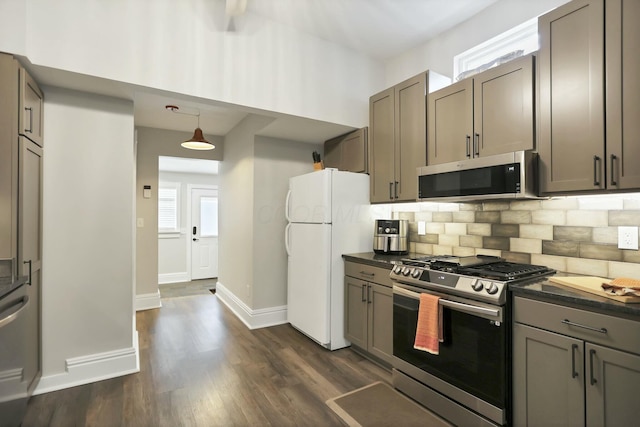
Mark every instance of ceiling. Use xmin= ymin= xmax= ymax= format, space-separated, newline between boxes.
xmin=30 ymin=0 xmax=499 ymax=150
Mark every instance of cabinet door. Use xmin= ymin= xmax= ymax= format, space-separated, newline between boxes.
xmin=605 ymin=0 xmax=640 ymax=190
xmin=427 ymin=79 xmax=473 ymax=165
xmin=369 ymin=88 xmax=395 ymax=202
xmin=395 ymin=74 xmax=426 ymax=201
xmin=344 ymin=276 xmax=367 ymax=349
xmin=19 ymin=68 xmax=44 ymax=147
xmin=513 ymin=323 xmax=584 ymax=427
xmin=585 ymin=343 xmax=640 ymax=427
xmin=367 ymin=283 xmax=393 ymax=365
xmin=342 ymin=128 xmax=367 ymax=173
xmin=0 ymin=54 xmax=18 ymax=261
xmin=538 ymin=0 xmax=605 ymax=193
xmin=475 ymin=55 xmax=534 ymax=157
xmin=323 ymin=135 xmax=342 ymax=170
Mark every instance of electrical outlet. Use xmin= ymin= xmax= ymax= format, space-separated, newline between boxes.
xmin=418 ymin=221 xmax=426 ymax=235
xmin=618 ymin=226 xmax=639 ymax=250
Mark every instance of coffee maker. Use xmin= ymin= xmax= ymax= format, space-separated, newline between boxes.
xmin=373 ymin=219 xmax=408 ymax=255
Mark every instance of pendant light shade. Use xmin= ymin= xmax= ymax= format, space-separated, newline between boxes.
xmin=182 ymin=128 xmax=215 ymax=150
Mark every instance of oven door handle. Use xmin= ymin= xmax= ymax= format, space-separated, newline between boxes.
xmin=393 ymin=286 xmax=501 ymax=320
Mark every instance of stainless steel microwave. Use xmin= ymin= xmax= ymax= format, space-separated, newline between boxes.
xmin=417 ymin=151 xmax=539 ymax=202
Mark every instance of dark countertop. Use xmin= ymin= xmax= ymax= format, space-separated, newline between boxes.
xmin=0 ymin=276 xmax=28 ymax=299
xmin=343 ymin=252 xmax=640 ymax=320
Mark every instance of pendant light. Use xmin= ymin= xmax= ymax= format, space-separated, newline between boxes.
xmin=165 ymin=105 xmax=215 ymax=151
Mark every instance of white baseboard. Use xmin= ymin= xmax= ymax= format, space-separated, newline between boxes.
xmin=215 ymin=281 xmax=287 ymax=330
xmin=135 ymin=290 xmax=162 ymax=311
xmin=34 ymin=332 xmax=140 ymax=395
xmin=158 ymin=272 xmax=189 ymax=284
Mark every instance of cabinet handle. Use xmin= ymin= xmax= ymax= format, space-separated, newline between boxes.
xmin=361 ymin=284 xmax=367 ymax=302
xmin=389 ymin=182 xmax=393 ymax=200
xmin=474 ymin=133 xmax=480 ymax=157
xmin=466 ymin=135 xmax=471 ymax=158
xmin=367 ymin=285 xmax=372 ymax=304
xmin=561 ymin=319 xmax=607 ymax=334
xmin=610 ymin=154 xmax=618 ymax=186
xmin=23 ymin=260 xmax=32 ymax=286
xmin=589 ymin=349 xmax=597 ymax=386
xmin=571 ymin=344 xmax=578 ymax=378
xmin=593 ymin=155 xmax=601 ymax=186
xmin=394 ymin=181 xmax=399 ymax=199
xmin=359 ymin=271 xmax=374 ymax=277
xmin=25 ymin=107 xmax=33 ymax=133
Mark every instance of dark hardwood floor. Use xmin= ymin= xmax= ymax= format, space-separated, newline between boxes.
xmin=23 ymin=284 xmax=391 ymax=426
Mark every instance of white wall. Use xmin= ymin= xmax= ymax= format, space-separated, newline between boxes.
xmin=0 ymin=0 xmax=382 ymax=128
xmin=158 ymin=170 xmax=219 ymax=283
xmin=38 ymin=87 xmax=137 ymax=392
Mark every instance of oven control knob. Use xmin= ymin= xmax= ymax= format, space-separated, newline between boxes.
xmin=392 ymin=265 xmax=403 ymax=275
xmin=471 ymin=280 xmax=484 ymax=292
xmin=486 ymin=283 xmax=499 ymax=295
xmin=402 ymin=267 xmax=412 ymax=276
xmin=411 ymin=269 xmax=421 ymax=278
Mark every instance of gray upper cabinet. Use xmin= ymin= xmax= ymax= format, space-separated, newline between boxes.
xmin=370 ymin=71 xmax=449 ymax=203
xmin=323 ymin=127 xmax=368 ymax=173
xmin=19 ymin=67 xmax=44 ymax=148
xmin=538 ymin=0 xmax=640 ymax=193
xmin=428 ymin=55 xmax=534 ymax=165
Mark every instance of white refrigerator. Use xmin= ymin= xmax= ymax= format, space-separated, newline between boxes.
xmin=285 ymin=168 xmax=372 ymax=350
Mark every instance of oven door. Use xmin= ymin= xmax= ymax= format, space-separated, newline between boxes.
xmin=392 ymin=283 xmax=508 ymax=424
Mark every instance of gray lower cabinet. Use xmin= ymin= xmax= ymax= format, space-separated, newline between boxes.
xmin=344 ymin=261 xmax=393 ymax=366
xmin=513 ymin=296 xmax=640 ymax=427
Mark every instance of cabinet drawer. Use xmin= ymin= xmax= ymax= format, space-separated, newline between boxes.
xmin=344 ymin=262 xmax=392 ymax=287
xmin=514 ymin=296 xmax=640 ymax=355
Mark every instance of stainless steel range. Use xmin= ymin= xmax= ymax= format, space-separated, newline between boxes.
xmin=390 ymin=255 xmax=554 ymax=427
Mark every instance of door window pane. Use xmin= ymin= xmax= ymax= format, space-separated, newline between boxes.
xmin=200 ymin=197 xmax=218 ymax=236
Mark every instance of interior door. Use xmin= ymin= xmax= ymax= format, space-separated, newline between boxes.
xmin=190 ymin=187 xmax=218 ymax=280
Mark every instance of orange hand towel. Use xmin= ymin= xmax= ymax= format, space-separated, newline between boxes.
xmin=413 ymin=293 xmax=443 ymax=355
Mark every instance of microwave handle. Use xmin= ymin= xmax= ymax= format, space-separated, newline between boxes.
xmin=393 ymin=285 xmax=500 ymax=320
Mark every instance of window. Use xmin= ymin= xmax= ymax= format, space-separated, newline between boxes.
xmin=158 ymin=182 xmax=180 ymax=233
xmin=200 ymin=196 xmax=219 ymax=237
xmin=453 ymin=17 xmax=538 ymax=81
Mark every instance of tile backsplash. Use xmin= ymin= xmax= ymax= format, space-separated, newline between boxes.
xmin=386 ymin=194 xmax=640 ymax=279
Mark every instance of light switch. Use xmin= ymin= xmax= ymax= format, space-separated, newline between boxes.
xmin=137 ymin=218 xmax=144 ymax=228
xmin=143 ymin=185 xmax=151 ymax=199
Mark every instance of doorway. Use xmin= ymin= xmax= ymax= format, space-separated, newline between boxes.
xmin=189 ymin=186 xmax=218 ymax=280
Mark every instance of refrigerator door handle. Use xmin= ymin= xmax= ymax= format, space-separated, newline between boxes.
xmin=285 ymin=223 xmax=292 ymax=256
xmin=285 ymin=189 xmax=292 ymax=222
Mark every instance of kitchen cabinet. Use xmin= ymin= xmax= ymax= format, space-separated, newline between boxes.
xmin=344 ymin=261 xmax=393 ymax=366
xmin=513 ymin=296 xmax=640 ymax=426
xmin=369 ymin=70 xmax=449 ymax=203
xmin=538 ymin=0 xmax=640 ymax=193
xmin=19 ymin=67 xmax=44 ymax=147
xmin=427 ymin=54 xmax=534 ymax=165
xmin=323 ymin=127 xmax=368 ymax=173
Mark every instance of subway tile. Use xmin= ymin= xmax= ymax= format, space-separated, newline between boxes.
xmin=608 ymin=261 xmax=640 ymax=279
xmin=468 ymin=223 xmax=492 ymax=236
xmin=432 ymin=245 xmax=454 ymax=256
xmin=414 ymin=243 xmax=433 ymax=255
xmin=476 ymin=248 xmax=502 ymax=258
xmin=608 ymin=210 xmax=640 ymax=226
xmin=483 ymin=236 xmax=510 ymax=251
xmin=437 ymin=203 xmax=460 ymax=212
xmin=415 ymin=211 xmax=434 ymax=222
xmin=445 ymin=223 xmax=467 ymax=235
xmin=433 ymin=212 xmax=453 ymax=222
xmin=409 ymin=242 xmax=416 ymax=253
xmin=578 ymin=196 xmax=623 ymax=210
xmin=452 ymin=211 xmax=475 ymax=223
xmin=453 ymin=246 xmax=476 ymax=257
xmin=396 ymin=212 xmax=416 ymax=221
xmin=592 ymin=227 xmax=618 ymax=244
xmin=622 ymin=196 xmax=640 ymax=209
xmin=394 ymin=203 xmax=421 ymax=212
xmin=566 ymin=257 xmax=608 ymax=277
xmin=510 ymin=200 xmax=542 ymax=211
xmin=566 ymin=210 xmax=608 ymax=227
xmin=543 ymin=240 xmax=579 ymax=257
xmin=492 ymin=224 xmax=519 ymax=237
xmin=532 ymin=210 xmax=567 ymax=225
xmin=426 ymin=223 xmax=445 ymax=234
xmin=482 ymin=202 xmax=510 ymax=211
xmin=460 ymin=235 xmax=483 ymax=248
xmin=501 ymin=211 xmax=532 ymax=224
xmin=510 ymin=238 xmax=542 ymax=254
xmin=418 ymin=202 xmax=440 ymax=212
xmin=553 ymin=226 xmax=592 ymax=242
xmin=502 ymin=251 xmax=532 ymax=264
xmin=541 ymin=198 xmax=579 ymax=210
xmin=531 ymin=254 xmax=568 ymax=273
xmin=459 ymin=203 xmax=482 ymax=211
xmin=622 ymin=250 xmax=640 ymax=264
xmin=579 ymin=243 xmax=623 ymax=261
xmin=417 ymin=234 xmax=439 ymax=244
xmin=439 ymin=234 xmax=460 ymax=247
xmin=475 ymin=211 xmax=500 ymax=223
xmin=520 ymin=224 xmax=554 ymax=240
